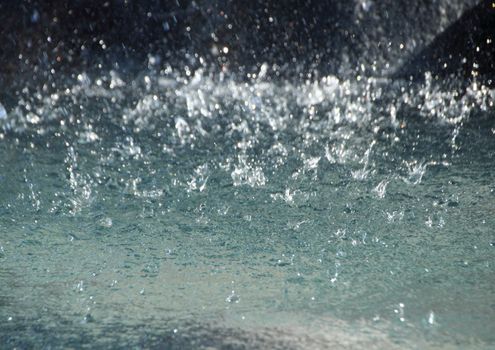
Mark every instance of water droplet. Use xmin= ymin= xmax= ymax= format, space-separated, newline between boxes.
xmin=226 ymin=291 xmax=240 ymax=303
xmin=428 ymin=311 xmax=435 ymax=325
xmin=373 ymin=179 xmax=389 ymax=198
xmin=31 ymin=9 xmax=40 ymax=23
xmin=361 ymin=0 xmax=373 ymax=11
xmin=0 ymin=103 xmax=8 ymax=120
xmin=99 ymin=217 xmax=113 ymax=228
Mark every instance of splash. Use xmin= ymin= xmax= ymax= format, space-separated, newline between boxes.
xmin=0 ymin=66 xmax=494 ymax=349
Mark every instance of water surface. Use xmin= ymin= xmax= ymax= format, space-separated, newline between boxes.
xmin=0 ymin=71 xmax=494 ymax=349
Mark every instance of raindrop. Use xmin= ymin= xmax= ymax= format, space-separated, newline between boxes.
xmin=99 ymin=217 xmax=113 ymax=228
xmin=361 ymin=0 xmax=373 ymax=11
xmin=0 ymin=102 xmax=6 ymax=120
xmin=31 ymin=9 xmax=40 ymax=23
xmin=225 ymin=291 xmax=240 ymax=303
xmin=428 ymin=311 xmax=435 ymax=325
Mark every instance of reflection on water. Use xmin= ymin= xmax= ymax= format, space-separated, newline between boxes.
xmin=0 ymin=69 xmax=494 ymax=349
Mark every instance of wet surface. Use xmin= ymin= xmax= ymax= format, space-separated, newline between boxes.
xmin=0 ymin=69 xmax=494 ymax=348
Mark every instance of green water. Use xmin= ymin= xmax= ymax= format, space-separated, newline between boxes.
xmin=0 ymin=72 xmax=494 ymax=349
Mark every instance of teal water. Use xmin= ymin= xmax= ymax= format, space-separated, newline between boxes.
xmin=0 ymin=71 xmax=494 ymax=349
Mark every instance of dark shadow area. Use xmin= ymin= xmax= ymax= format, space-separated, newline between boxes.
xmin=395 ymin=0 xmax=495 ymax=86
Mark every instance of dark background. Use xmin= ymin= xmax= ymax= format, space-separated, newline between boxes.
xmin=0 ymin=0 xmax=493 ymax=86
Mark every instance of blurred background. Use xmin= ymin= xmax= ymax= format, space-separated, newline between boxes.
xmin=0 ymin=0 xmax=493 ymax=88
